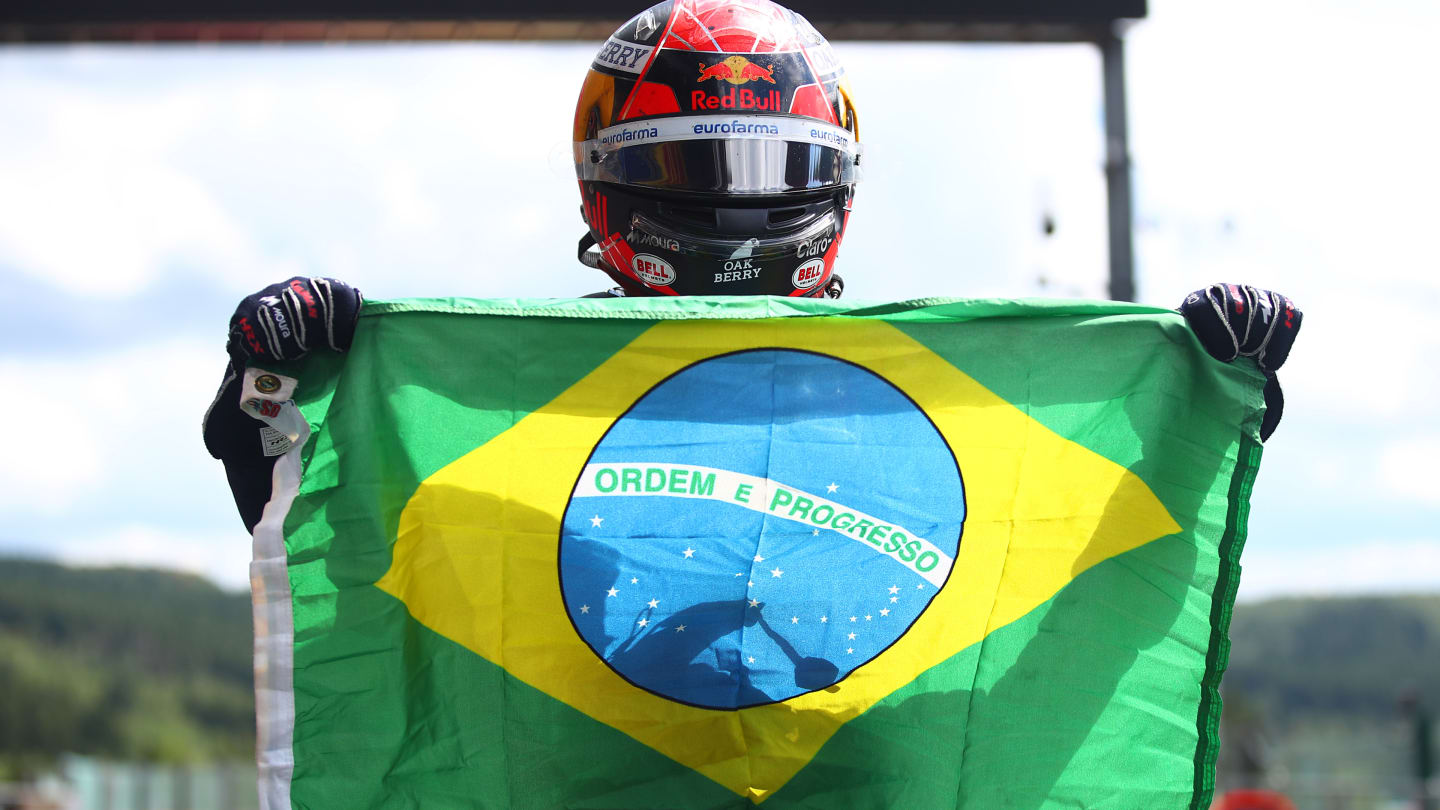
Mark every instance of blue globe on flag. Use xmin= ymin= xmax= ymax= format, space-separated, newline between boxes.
xmin=560 ymin=349 xmax=966 ymax=709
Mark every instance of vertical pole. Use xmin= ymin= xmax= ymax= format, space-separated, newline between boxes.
xmin=1101 ymin=26 xmax=1135 ymax=302
xmin=1404 ymin=693 xmax=1435 ymax=810
xmin=1419 ymin=705 xmax=1435 ymax=810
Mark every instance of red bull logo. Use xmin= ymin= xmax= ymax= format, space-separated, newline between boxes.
xmin=696 ymin=55 xmax=777 ymax=85
xmin=693 ymin=55 xmax=782 ymax=111
xmin=691 ymin=87 xmax=782 ymax=111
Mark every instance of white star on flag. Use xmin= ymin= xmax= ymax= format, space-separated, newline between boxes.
xmin=890 ymin=597 xmax=898 ymax=603
xmin=748 ymin=598 xmax=760 ymax=607
xmin=590 ymin=515 xmax=604 ymax=528
xmin=847 ymin=632 xmax=856 ymax=640
xmin=888 ymin=585 xmax=900 ymax=594
xmin=682 ymin=548 xmax=695 ymax=558
xmin=791 ymin=617 xmax=799 ymax=624
xmin=820 ymin=616 xmax=828 ymax=623
xmin=647 ymin=598 xmax=660 ymax=609
xmin=675 ymin=625 xmax=686 ymax=632
xmin=865 ymin=615 xmax=872 ymax=621
xmin=850 ymin=616 xmax=857 ymax=622
xmin=748 ymin=656 xmax=756 ymax=664
xmin=637 ymin=618 xmax=648 ymax=627
xmin=880 ymin=608 xmax=890 ymax=616
xmin=580 ymin=605 xmax=590 ymax=614
xmin=753 ymin=554 xmax=765 ymax=563
xmin=630 ymin=577 xmax=638 ymax=584
xmin=771 ymin=568 xmax=784 ymax=578
xmin=846 ymin=647 xmax=854 ymax=654
xmin=606 ymin=588 xmax=619 ymax=598
xmin=826 ymin=483 xmax=838 ymax=493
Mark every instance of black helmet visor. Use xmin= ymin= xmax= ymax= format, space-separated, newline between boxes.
xmin=577 ymin=115 xmax=861 ymax=195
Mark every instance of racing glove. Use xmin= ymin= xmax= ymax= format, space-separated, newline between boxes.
xmin=1179 ymin=283 xmax=1301 ymax=373
xmin=1179 ymin=284 xmax=1301 ymax=442
xmin=226 ymin=277 xmax=363 ymax=367
xmin=206 ymin=277 xmax=362 ymax=531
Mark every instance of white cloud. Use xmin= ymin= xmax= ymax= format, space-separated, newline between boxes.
xmin=0 ymin=74 xmax=301 ymax=298
xmin=55 ymin=524 xmax=251 ymax=592
xmin=0 ymin=45 xmax=596 ymax=302
xmin=0 ymin=339 xmax=262 ymax=594
xmin=0 ymin=339 xmax=224 ymax=514
xmin=1238 ymin=537 xmax=1440 ymax=601
xmin=839 ymin=44 xmax=1107 ymax=300
xmin=1131 ymin=0 xmax=1440 ymax=292
xmin=376 ymin=161 xmax=440 ymax=234
xmin=0 ymin=360 xmax=105 ymax=509
xmin=1131 ymin=0 xmax=1440 ymax=429
xmin=0 ymin=157 xmax=267 ymax=297
xmin=1379 ymin=436 xmax=1440 ymax=506
xmin=1276 ymin=285 xmax=1440 ymax=421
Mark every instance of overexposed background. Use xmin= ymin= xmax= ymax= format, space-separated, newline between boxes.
xmin=0 ymin=0 xmax=1435 ymax=599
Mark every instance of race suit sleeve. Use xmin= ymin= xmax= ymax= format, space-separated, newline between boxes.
xmin=203 ymin=364 xmax=279 ymax=533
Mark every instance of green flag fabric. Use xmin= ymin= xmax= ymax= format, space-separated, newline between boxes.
xmin=243 ymin=295 xmax=1266 ymax=810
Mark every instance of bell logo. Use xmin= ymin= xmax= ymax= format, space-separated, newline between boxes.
xmin=792 ymin=259 xmax=826 ymax=290
xmin=633 ymin=253 xmax=676 ymax=286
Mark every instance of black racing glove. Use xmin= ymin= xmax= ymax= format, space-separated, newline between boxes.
xmin=226 ymin=277 xmax=363 ymax=367
xmin=1179 ymin=284 xmax=1301 ymax=373
xmin=207 ymin=277 xmax=361 ymax=531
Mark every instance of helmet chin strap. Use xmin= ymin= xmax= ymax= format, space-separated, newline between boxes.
xmin=577 ymin=232 xmax=605 ymax=270
xmin=578 ymin=232 xmax=649 ymax=295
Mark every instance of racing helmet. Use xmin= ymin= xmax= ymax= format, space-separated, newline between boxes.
xmin=573 ymin=0 xmax=861 ymax=298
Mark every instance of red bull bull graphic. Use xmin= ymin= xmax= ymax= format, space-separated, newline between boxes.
xmin=696 ymin=62 xmax=735 ymax=83
xmin=696 ymin=55 xmax=777 ymax=85
xmin=739 ymin=61 xmax=777 ymax=83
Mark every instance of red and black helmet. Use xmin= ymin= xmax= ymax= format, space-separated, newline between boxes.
xmin=573 ymin=0 xmax=861 ymax=298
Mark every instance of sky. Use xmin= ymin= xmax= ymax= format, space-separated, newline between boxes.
xmin=0 ymin=0 xmax=1436 ymax=600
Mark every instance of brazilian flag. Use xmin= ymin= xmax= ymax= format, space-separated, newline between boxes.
xmin=245 ymin=296 xmax=1265 ymax=809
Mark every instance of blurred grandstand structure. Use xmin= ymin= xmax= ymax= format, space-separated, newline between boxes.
xmin=3 ymin=1 xmax=1145 ymax=41
xmin=1 ymin=0 xmax=1147 ymax=301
